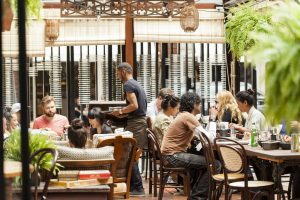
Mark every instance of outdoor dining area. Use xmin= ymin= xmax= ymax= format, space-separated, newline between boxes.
xmin=2 ymin=0 xmax=300 ymax=200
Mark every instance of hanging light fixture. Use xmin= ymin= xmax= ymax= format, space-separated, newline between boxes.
xmin=45 ymin=19 xmax=60 ymax=41
xmin=180 ymin=3 xmax=199 ymax=32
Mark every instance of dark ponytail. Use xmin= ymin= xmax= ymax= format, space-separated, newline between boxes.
xmin=68 ymin=118 xmax=87 ymax=148
xmin=161 ymin=95 xmax=180 ymax=111
xmin=236 ymin=89 xmax=256 ymax=106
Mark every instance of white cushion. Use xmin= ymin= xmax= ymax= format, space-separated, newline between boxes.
xmin=57 ymin=146 xmax=114 ymax=160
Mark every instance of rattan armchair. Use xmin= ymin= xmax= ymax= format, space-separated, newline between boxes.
xmin=214 ymin=137 xmax=274 ymax=200
xmin=197 ymin=131 xmax=244 ymax=200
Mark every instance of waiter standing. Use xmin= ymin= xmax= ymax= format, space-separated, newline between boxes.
xmin=112 ymin=62 xmax=147 ymax=196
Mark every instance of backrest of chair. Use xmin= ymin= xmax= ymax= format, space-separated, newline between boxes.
xmin=97 ymin=136 xmax=137 ymax=186
xmin=214 ymin=138 xmax=246 ymax=173
xmin=30 ymin=148 xmax=58 ymax=200
xmin=146 ymin=128 xmax=161 ymax=148
xmin=214 ymin=137 xmax=249 ymax=183
xmin=146 ymin=117 xmax=152 ymax=129
xmin=147 ymin=128 xmax=163 ymax=166
xmin=197 ymin=131 xmax=217 ymax=175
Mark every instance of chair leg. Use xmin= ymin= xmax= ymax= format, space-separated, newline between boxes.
xmin=159 ymin=171 xmax=169 ymax=200
xmin=149 ymin=157 xmax=153 ymax=194
xmin=217 ymin=182 xmax=224 ymax=200
xmin=183 ymin=173 xmax=190 ymax=196
xmin=209 ymin=181 xmax=215 ymax=200
xmin=288 ymin=173 xmax=293 ymax=200
xmin=141 ymin=151 xmax=145 ymax=176
xmin=225 ymin=185 xmax=229 ymax=200
xmin=145 ymin=150 xmax=149 ymax=180
xmin=187 ymin=172 xmax=191 ymax=199
xmin=269 ymin=187 xmax=274 ymax=200
xmin=153 ymin=159 xmax=158 ymax=197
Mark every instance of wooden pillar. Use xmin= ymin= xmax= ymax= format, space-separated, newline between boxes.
xmin=125 ymin=17 xmax=134 ymax=70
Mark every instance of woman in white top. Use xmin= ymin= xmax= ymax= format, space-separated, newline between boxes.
xmin=153 ymin=95 xmax=180 ymax=145
xmin=232 ymin=89 xmax=267 ymax=132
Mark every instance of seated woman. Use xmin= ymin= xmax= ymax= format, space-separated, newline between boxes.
xmin=56 ymin=118 xmax=115 ymax=160
xmin=88 ymin=107 xmax=113 ymax=137
xmin=153 ymin=94 xmax=180 ymax=145
xmin=210 ymin=90 xmax=243 ymax=124
xmin=2 ymin=113 xmax=10 ymax=139
xmin=7 ymin=112 xmax=19 ymax=132
xmin=68 ymin=118 xmax=88 ymax=148
xmin=232 ymin=89 xmax=267 ymax=133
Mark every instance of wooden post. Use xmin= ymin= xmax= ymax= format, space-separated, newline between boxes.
xmin=125 ymin=16 xmax=134 ymax=70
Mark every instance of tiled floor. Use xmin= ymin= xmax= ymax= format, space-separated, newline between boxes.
xmin=115 ymin=174 xmax=291 ymax=200
xmin=115 ymin=178 xmax=241 ymax=200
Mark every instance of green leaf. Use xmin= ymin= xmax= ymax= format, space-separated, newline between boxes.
xmin=4 ymin=129 xmax=61 ymax=174
xmin=248 ymin=1 xmax=300 ymax=129
xmin=8 ymin=0 xmax=41 ymax=19
xmin=225 ymin=1 xmax=272 ymax=59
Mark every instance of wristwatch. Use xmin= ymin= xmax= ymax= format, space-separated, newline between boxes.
xmin=119 ymin=109 xmax=123 ymax=115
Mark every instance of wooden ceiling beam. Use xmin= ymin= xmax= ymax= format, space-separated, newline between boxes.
xmin=43 ymin=2 xmax=218 ymax=10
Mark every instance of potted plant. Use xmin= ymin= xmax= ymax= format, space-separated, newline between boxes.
xmin=225 ymin=2 xmax=272 ymax=59
xmin=4 ymin=129 xmax=61 ymax=175
xmin=247 ymin=1 xmax=300 ymax=127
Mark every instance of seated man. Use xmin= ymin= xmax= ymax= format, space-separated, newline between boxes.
xmin=33 ymin=95 xmax=69 ymax=136
xmin=161 ymin=92 xmax=221 ymax=200
xmin=146 ymin=88 xmax=173 ymax=124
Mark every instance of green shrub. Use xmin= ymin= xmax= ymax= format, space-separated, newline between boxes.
xmin=5 ymin=129 xmax=61 ymax=173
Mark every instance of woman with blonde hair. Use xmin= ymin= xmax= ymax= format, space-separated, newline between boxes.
xmin=211 ymin=90 xmax=243 ymax=124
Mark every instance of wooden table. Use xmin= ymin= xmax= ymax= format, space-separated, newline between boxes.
xmin=13 ymin=183 xmax=111 ymax=200
xmin=242 ymin=146 xmax=300 ymax=200
xmin=4 ymin=161 xmax=33 ymax=200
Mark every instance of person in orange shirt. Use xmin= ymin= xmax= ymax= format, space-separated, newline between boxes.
xmin=33 ymin=95 xmax=69 ymax=136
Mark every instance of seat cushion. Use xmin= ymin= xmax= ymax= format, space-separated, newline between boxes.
xmin=213 ymin=173 xmax=244 ymax=181
xmin=114 ymin=182 xmax=127 ymax=194
xmin=57 ymin=146 xmax=114 ymax=160
xmin=229 ymin=180 xmax=274 ymax=188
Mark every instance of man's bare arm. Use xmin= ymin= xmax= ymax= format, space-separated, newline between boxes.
xmin=112 ymin=92 xmax=138 ymax=116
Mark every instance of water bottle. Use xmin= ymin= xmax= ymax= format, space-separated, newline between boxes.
xmin=251 ymin=122 xmax=258 ymax=147
xmin=230 ymin=126 xmax=236 ymax=139
xmin=291 ymin=133 xmax=299 ymax=152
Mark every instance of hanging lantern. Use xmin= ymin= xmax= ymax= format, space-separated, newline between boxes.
xmin=180 ymin=4 xmax=199 ymax=32
xmin=45 ymin=19 xmax=60 ymax=41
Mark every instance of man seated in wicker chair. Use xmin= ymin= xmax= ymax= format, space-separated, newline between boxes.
xmin=161 ymin=92 xmax=221 ymax=200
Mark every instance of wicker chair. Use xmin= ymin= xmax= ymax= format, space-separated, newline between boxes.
xmin=30 ymin=148 xmax=58 ymax=200
xmin=147 ymin=128 xmax=190 ymax=200
xmin=197 ymin=131 xmax=244 ymax=200
xmin=214 ymin=137 xmax=274 ymax=200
